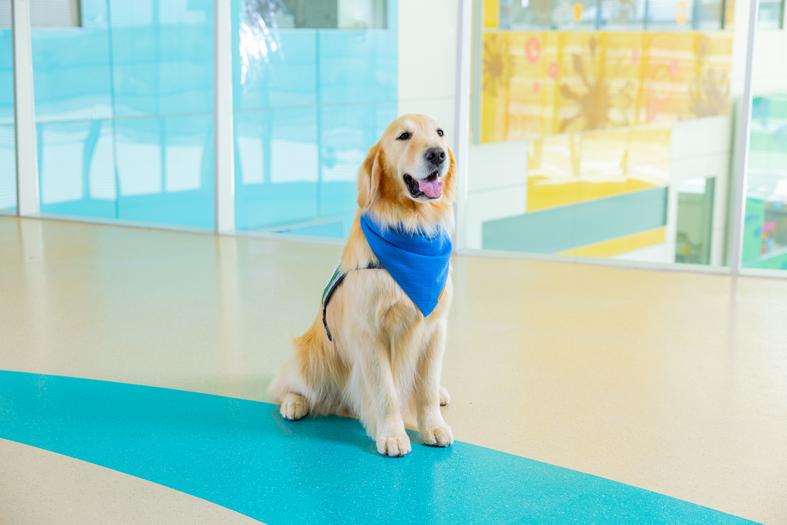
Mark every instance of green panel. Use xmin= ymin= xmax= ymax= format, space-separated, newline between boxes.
xmin=675 ymin=179 xmax=715 ymax=265
xmin=742 ymin=197 xmax=765 ymax=265
xmin=748 ymin=250 xmax=787 ymax=270
xmin=482 ymin=188 xmax=668 ymax=253
xmin=745 ymin=95 xmax=787 ymax=271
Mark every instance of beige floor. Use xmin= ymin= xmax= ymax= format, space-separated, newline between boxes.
xmin=1 ymin=216 xmax=786 ymax=524
xmin=0 ymin=439 xmax=258 ymax=525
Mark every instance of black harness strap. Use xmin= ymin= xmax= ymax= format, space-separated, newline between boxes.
xmin=321 ymin=262 xmax=382 ymax=342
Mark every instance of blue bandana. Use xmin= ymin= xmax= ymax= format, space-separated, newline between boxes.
xmin=360 ymin=213 xmax=452 ymax=317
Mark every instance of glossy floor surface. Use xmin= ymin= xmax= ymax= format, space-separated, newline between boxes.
xmin=1 ymin=217 xmax=786 ymax=523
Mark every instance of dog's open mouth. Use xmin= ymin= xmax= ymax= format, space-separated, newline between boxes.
xmin=403 ymin=171 xmax=442 ymax=200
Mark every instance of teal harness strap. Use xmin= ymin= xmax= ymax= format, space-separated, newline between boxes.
xmin=321 ymin=263 xmax=381 ymax=342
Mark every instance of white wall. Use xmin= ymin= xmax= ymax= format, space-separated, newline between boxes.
xmin=669 ymin=116 xmax=733 ymax=266
xmin=463 ymin=141 xmax=528 ymax=249
xmin=751 ymin=31 xmax=787 ymax=95
xmin=396 ymin=0 xmax=458 ymax=141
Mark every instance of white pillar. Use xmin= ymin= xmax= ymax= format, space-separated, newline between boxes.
xmin=727 ymin=0 xmax=760 ymax=273
xmin=12 ymin=0 xmax=39 ymax=216
xmin=452 ymin=0 xmax=472 ymax=250
xmin=214 ymin=0 xmax=235 ymax=233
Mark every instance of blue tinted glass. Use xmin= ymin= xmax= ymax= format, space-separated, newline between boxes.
xmin=32 ymin=0 xmax=215 ymax=229
xmin=232 ymin=0 xmax=398 ymax=238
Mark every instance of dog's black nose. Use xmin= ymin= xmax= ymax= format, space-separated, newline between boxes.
xmin=424 ymin=147 xmax=446 ymax=167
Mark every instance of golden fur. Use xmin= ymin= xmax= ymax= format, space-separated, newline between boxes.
xmin=270 ymin=114 xmax=455 ymax=456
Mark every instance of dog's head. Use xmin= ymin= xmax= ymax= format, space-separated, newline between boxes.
xmin=357 ymin=114 xmax=455 ymax=231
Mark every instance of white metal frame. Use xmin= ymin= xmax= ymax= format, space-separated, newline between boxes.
xmin=5 ymin=0 xmax=783 ymax=278
xmin=11 ymin=0 xmax=39 ymax=216
xmin=452 ymin=0 xmax=472 ymax=250
xmin=214 ymin=0 xmax=235 ymax=233
xmin=728 ymin=0 xmax=760 ymax=275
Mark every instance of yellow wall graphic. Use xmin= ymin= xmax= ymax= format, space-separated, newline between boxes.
xmin=527 ymin=125 xmax=671 ymax=211
xmin=560 ymin=227 xmax=668 ymax=258
xmin=475 ymin=4 xmax=735 ymax=258
xmin=480 ymin=30 xmax=733 ymax=143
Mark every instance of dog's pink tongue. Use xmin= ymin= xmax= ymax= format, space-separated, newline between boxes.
xmin=418 ymin=179 xmax=443 ymax=198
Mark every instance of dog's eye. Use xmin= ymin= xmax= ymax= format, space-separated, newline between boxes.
xmin=396 ymin=131 xmax=412 ymax=141
xmin=437 ymin=129 xmax=444 ymax=137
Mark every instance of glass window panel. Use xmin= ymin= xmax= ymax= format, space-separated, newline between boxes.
xmin=675 ymin=177 xmax=714 ymax=264
xmin=758 ymin=0 xmax=785 ymax=29
xmin=744 ymin=95 xmax=787 ymax=270
xmin=233 ymin=0 xmax=454 ymax=239
xmin=281 ymin=0 xmax=388 ymax=29
xmin=31 ymin=0 xmax=215 ymax=229
xmin=743 ymin=13 xmax=787 ymax=272
xmin=647 ymin=0 xmax=694 ymax=29
xmin=600 ymin=0 xmax=645 ymax=29
xmin=0 ymin=0 xmax=80 ymax=27
xmin=0 ymin=2 xmax=14 ymax=214
xmin=646 ymin=0 xmax=723 ymax=30
xmin=467 ymin=0 xmax=735 ymax=267
xmin=693 ymin=0 xmax=724 ymax=29
xmin=30 ymin=0 xmax=81 ymax=27
xmin=499 ymin=0 xmax=598 ymax=30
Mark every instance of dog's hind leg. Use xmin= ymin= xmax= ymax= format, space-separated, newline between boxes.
xmin=271 ymin=316 xmax=349 ymax=420
xmin=280 ymin=391 xmax=309 ymax=420
xmin=270 ymin=357 xmax=312 ymax=421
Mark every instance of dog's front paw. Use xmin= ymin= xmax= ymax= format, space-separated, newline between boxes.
xmin=421 ymin=422 xmax=454 ymax=447
xmin=279 ymin=392 xmax=309 ymax=421
xmin=376 ymin=431 xmax=411 ymax=457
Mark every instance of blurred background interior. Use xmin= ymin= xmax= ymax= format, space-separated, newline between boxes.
xmin=1 ymin=0 xmax=786 ymax=272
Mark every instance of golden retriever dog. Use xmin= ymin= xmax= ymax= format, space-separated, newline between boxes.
xmin=271 ymin=114 xmax=455 ymax=457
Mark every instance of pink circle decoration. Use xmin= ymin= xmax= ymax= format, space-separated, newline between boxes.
xmin=548 ymin=62 xmax=560 ymax=79
xmin=631 ymin=49 xmax=640 ymax=65
xmin=532 ymin=81 xmax=540 ymax=93
xmin=669 ymin=59 xmax=680 ymax=79
xmin=525 ymin=37 xmax=541 ymax=64
xmin=647 ymin=99 xmax=660 ymax=121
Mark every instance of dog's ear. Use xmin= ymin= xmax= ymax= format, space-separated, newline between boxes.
xmin=357 ymin=142 xmax=384 ymax=209
xmin=444 ymin=146 xmax=456 ymax=199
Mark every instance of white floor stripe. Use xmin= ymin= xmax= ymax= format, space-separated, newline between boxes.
xmin=0 ymin=439 xmax=261 ymax=525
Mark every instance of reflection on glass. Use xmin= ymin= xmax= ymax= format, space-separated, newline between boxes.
xmin=646 ymin=0 xmax=692 ymax=29
xmin=282 ymin=0 xmax=387 ymax=29
xmin=694 ymin=0 xmax=725 ymax=29
xmin=743 ymin=95 xmax=787 ymax=270
xmin=470 ymin=0 xmax=733 ymax=265
xmin=647 ymin=0 xmax=724 ymax=30
xmin=499 ymin=0 xmax=597 ymax=29
xmin=0 ymin=18 xmax=14 ymax=214
xmin=497 ymin=0 xmax=725 ymax=30
xmin=232 ymin=0 xmax=397 ymax=237
xmin=31 ymin=0 xmax=216 ymax=229
xmin=601 ymin=0 xmax=645 ymax=28
xmin=675 ymin=177 xmax=714 ymax=265
xmin=758 ymin=0 xmax=785 ymax=29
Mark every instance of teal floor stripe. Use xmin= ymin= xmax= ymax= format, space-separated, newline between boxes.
xmin=482 ymin=188 xmax=668 ymax=254
xmin=0 ymin=371 xmax=755 ymax=524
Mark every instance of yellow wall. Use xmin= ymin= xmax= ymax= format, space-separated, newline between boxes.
xmin=561 ymin=227 xmax=667 ymax=258
xmin=480 ymin=30 xmax=733 ymax=143
xmin=527 ymin=124 xmax=671 ymax=211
